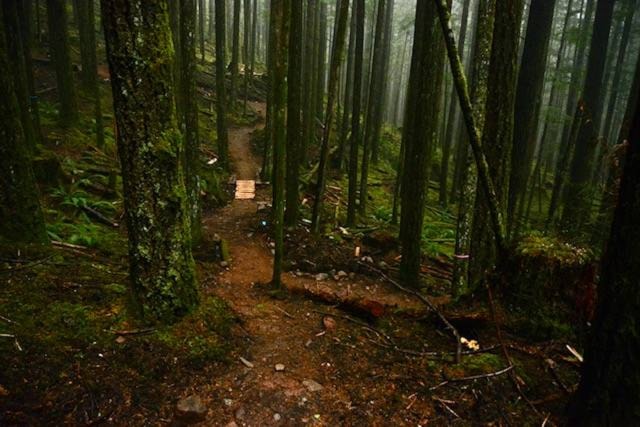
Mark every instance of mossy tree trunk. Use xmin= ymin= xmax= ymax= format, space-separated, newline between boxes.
xmin=301 ymin=0 xmax=318 ymax=166
xmin=180 ymin=0 xmax=203 ymax=244
xmin=284 ymin=0 xmax=302 ymax=227
xmin=0 ymin=7 xmax=48 ymax=245
xmin=269 ymin=0 xmax=289 ymax=288
xmin=198 ymin=0 xmax=205 ymax=62
xmin=450 ymin=0 xmax=496 ymax=297
xmin=215 ymin=0 xmax=229 ymax=169
xmin=468 ymin=0 xmax=523 ymax=289
xmin=101 ymin=0 xmax=199 ymax=324
xmin=310 ymin=0 xmax=350 ymax=234
xmin=346 ymin=0 xmax=364 ymax=227
xmin=46 ymin=0 xmax=78 ymax=127
xmin=230 ymin=0 xmax=240 ymax=105
xmin=398 ymin=0 xmax=445 ymax=287
xmin=77 ymin=0 xmax=105 ymax=147
xmin=336 ymin=1 xmax=357 ymax=173
xmin=567 ymin=81 xmax=640 ymax=426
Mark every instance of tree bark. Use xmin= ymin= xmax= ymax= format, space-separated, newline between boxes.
xmin=269 ymin=0 xmax=289 ymax=288
xmin=46 ymin=0 xmax=78 ymax=127
xmin=215 ymin=0 xmax=229 ymax=169
xmin=560 ymin=0 xmax=616 ymax=236
xmin=567 ymin=69 xmax=640 ymax=426
xmin=101 ymin=0 xmax=199 ymax=323
xmin=0 ymin=7 xmax=48 ymax=244
xmin=311 ymin=0 xmax=350 ymax=233
xmin=180 ymin=0 xmax=202 ymax=243
xmin=285 ymin=0 xmax=302 ymax=227
xmin=398 ymin=0 xmax=445 ymax=287
xmin=346 ymin=0 xmax=364 ymax=227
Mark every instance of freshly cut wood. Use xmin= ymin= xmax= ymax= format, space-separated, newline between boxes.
xmin=235 ymin=179 xmax=256 ymax=199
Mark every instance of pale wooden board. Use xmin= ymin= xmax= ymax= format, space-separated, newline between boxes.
xmin=235 ymin=180 xmax=256 ymax=200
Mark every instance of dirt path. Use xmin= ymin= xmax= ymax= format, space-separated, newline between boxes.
xmin=199 ymin=103 xmax=438 ymax=426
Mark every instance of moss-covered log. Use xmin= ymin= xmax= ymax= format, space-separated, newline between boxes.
xmin=101 ymin=0 xmax=198 ymax=323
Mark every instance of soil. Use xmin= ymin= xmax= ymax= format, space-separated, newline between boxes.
xmin=0 ymin=98 xmax=579 ymax=426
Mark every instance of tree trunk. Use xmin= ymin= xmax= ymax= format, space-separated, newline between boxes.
xmin=560 ymin=0 xmax=616 ymax=236
xmin=215 ymin=0 xmax=229 ymax=169
xmin=101 ymin=0 xmax=199 ymax=323
xmin=314 ymin=2 xmax=328 ymax=123
xmin=46 ymin=0 xmax=78 ymax=127
xmin=311 ymin=0 xmax=350 ymax=233
xmin=199 ymin=0 xmax=205 ymax=62
xmin=439 ymin=0 xmax=471 ymax=209
xmin=346 ymin=0 xmax=364 ymax=227
xmin=336 ymin=0 xmax=357 ymax=173
xmin=285 ymin=0 xmax=302 ymax=227
xmin=180 ymin=0 xmax=202 ymax=243
xmin=301 ymin=0 xmax=317 ymax=165
xmin=567 ymin=71 xmax=640 ymax=425
xmin=507 ymin=0 xmax=557 ymax=236
xmin=398 ymin=0 xmax=445 ymax=287
xmin=359 ymin=0 xmax=387 ymax=217
xmin=450 ymin=0 xmax=496 ymax=297
xmin=76 ymin=0 xmax=105 ymax=148
xmin=230 ymin=0 xmax=240 ymax=104
xmin=242 ymin=0 xmax=250 ymax=112
xmin=0 ymin=7 xmax=48 ymax=244
xmin=468 ymin=0 xmax=522 ymax=289
xmin=269 ymin=0 xmax=289 ymax=288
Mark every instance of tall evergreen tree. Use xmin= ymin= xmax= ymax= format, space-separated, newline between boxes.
xmin=215 ymin=0 xmax=230 ymax=169
xmin=346 ymin=0 xmax=364 ymax=227
xmin=398 ymin=0 xmax=445 ymax=286
xmin=560 ymin=0 xmax=616 ymax=235
xmin=77 ymin=0 xmax=105 ymax=147
xmin=230 ymin=0 xmax=240 ymax=104
xmin=507 ymin=0 xmax=557 ymax=235
xmin=101 ymin=0 xmax=198 ymax=323
xmin=301 ymin=0 xmax=318 ymax=165
xmin=269 ymin=0 xmax=290 ymax=288
xmin=180 ymin=0 xmax=202 ymax=243
xmin=0 ymin=7 xmax=48 ymax=244
xmin=46 ymin=0 xmax=78 ymax=127
xmin=567 ymin=76 xmax=640 ymax=426
xmin=284 ymin=0 xmax=302 ymax=227
xmin=469 ymin=0 xmax=523 ymax=288
xmin=311 ymin=0 xmax=350 ymax=233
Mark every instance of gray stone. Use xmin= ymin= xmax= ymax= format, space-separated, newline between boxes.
xmin=175 ymin=395 xmax=207 ymax=424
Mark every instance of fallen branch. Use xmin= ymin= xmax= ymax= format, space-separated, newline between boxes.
xmin=112 ymin=327 xmax=156 ymax=336
xmin=430 ymin=365 xmax=515 ymax=390
xmin=0 ymin=256 xmax=53 ymax=274
xmin=311 ymin=309 xmax=394 ymax=344
xmin=274 ymin=306 xmax=295 ymax=319
xmin=358 ymin=261 xmax=463 ymax=363
xmin=81 ymin=206 xmax=119 ymax=228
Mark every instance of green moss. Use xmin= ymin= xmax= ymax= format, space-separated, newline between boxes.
xmin=459 ymin=353 xmax=503 ymax=376
xmin=516 ymin=235 xmax=592 ymax=266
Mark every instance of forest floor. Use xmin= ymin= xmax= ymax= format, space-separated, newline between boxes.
xmin=0 ymin=91 xmax=582 ymax=425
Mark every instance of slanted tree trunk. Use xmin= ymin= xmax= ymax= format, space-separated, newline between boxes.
xmin=560 ymin=0 xmax=616 ymax=236
xmin=468 ymin=0 xmax=522 ymax=289
xmin=311 ymin=0 xmax=350 ymax=233
xmin=450 ymin=0 xmax=496 ymax=297
xmin=76 ymin=0 xmax=105 ymax=148
xmin=507 ymin=0 xmax=557 ymax=236
xmin=439 ymin=0 xmax=471 ymax=208
xmin=269 ymin=0 xmax=289 ymax=288
xmin=566 ymin=74 xmax=640 ymax=426
xmin=284 ymin=0 xmax=302 ymax=227
xmin=0 ymin=8 xmax=48 ymax=244
xmin=215 ymin=0 xmax=229 ymax=169
xmin=346 ymin=0 xmax=364 ymax=227
xmin=180 ymin=0 xmax=202 ymax=243
xmin=46 ymin=0 xmax=78 ymax=127
xmin=398 ymin=0 xmax=445 ymax=286
xmin=101 ymin=0 xmax=198 ymax=323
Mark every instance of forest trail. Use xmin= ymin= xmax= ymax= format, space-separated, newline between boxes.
xmin=198 ymin=103 xmax=432 ymax=425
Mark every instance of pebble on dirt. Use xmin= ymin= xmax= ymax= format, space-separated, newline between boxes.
xmin=275 ymin=363 xmax=286 ymax=371
xmin=302 ymin=379 xmax=324 ymax=392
